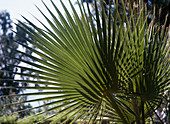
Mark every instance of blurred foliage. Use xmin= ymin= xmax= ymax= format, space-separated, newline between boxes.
xmin=0 ymin=11 xmax=21 ymax=95
xmin=0 ymin=114 xmax=49 ymax=124
xmin=0 ymin=95 xmax=32 ymax=118
xmin=0 ymin=113 xmax=77 ymax=124
xmin=0 ymin=11 xmax=35 ymax=95
xmin=82 ymin=0 xmax=170 ymax=27
xmin=0 ymin=114 xmax=18 ymax=124
xmin=0 ymin=11 xmax=35 ymax=117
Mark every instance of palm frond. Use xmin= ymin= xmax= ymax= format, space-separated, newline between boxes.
xmin=1 ymin=0 xmax=169 ymax=123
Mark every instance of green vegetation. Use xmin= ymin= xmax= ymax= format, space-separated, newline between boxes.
xmin=0 ymin=114 xmax=17 ymax=124
xmin=1 ymin=0 xmax=169 ymax=123
xmin=0 ymin=114 xmax=50 ymax=124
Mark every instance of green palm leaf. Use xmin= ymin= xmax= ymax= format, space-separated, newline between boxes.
xmin=1 ymin=0 xmax=169 ymax=123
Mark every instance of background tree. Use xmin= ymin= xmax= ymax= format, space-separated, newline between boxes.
xmin=0 ymin=11 xmax=20 ymax=96
xmin=147 ymin=0 xmax=170 ymax=27
xmin=82 ymin=0 xmax=170 ymax=26
xmin=0 ymin=11 xmax=33 ymax=117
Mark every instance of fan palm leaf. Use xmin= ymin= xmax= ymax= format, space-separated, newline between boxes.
xmin=1 ymin=0 xmax=169 ymax=123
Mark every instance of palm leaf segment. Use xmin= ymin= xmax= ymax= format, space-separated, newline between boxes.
xmin=1 ymin=0 xmax=169 ymax=123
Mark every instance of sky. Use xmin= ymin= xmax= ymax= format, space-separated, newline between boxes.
xmin=0 ymin=0 xmax=77 ymax=29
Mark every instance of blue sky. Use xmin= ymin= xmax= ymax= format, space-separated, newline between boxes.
xmin=0 ymin=0 xmax=77 ymax=28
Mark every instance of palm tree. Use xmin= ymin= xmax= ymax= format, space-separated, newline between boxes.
xmin=1 ymin=0 xmax=169 ymax=123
